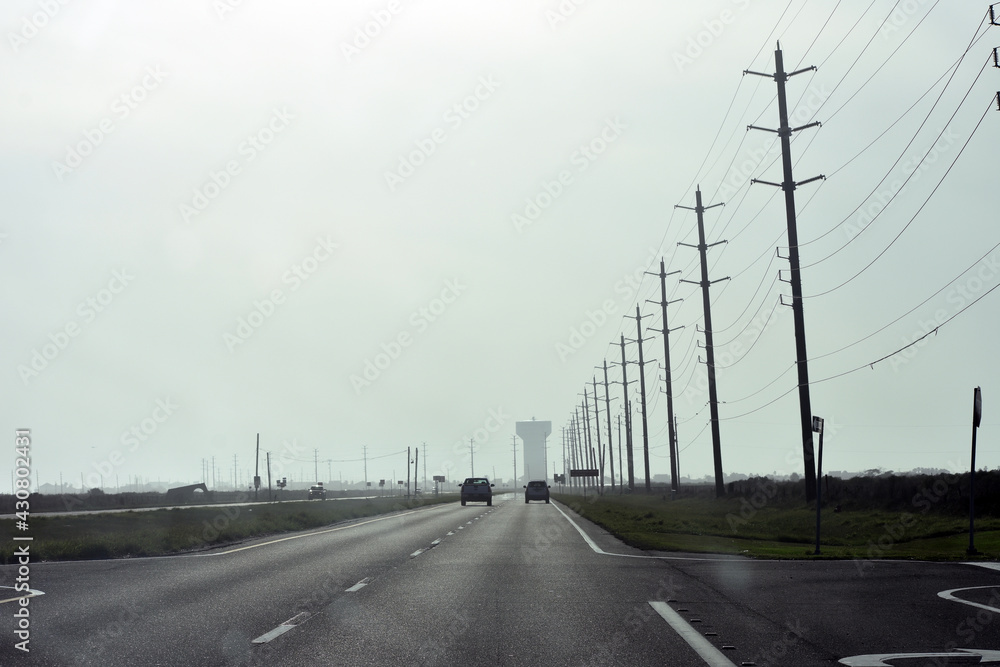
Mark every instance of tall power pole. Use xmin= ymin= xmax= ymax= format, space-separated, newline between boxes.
xmin=616 ymin=334 xmax=636 ymax=491
xmin=591 ymin=376 xmax=604 ymax=492
xmin=677 ymin=187 xmax=728 ymax=498
xmin=630 ymin=304 xmax=656 ymax=493
xmin=600 ymin=360 xmax=616 ymax=492
xmin=647 ymin=258 xmax=683 ymax=494
xmin=746 ymin=44 xmax=824 ymax=501
xmin=580 ymin=391 xmax=594 ymax=488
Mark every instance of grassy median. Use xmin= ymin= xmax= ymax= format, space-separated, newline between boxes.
xmin=0 ymin=495 xmax=455 ymax=563
xmin=553 ymin=491 xmax=1000 ymax=560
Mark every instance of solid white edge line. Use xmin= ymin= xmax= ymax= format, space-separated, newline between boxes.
xmin=938 ymin=585 xmax=1000 ymax=614
xmin=550 ymin=501 xmax=727 ymax=561
xmin=648 ymin=602 xmax=737 ymax=667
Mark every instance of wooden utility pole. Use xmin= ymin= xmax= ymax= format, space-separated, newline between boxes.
xmin=617 ymin=334 xmax=635 ymax=491
xmin=592 ymin=376 xmax=605 ymax=492
xmin=746 ymin=43 xmax=825 ymax=501
xmin=677 ymin=187 xmax=728 ymax=498
xmin=629 ymin=305 xmax=656 ymax=492
xmin=601 ymin=360 xmax=616 ymax=492
xmin=646 ymin=258 xmax=683 ymax=495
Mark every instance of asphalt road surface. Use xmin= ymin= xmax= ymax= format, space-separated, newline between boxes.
xmin=2 ymin=492 xmax=1000 ymax=665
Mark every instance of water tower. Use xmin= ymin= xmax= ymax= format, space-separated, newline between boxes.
xmin=515 ymin=419 xmax=551 ymax=483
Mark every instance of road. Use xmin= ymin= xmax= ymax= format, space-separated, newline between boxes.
xmin=2 ymin=492 xmax=1000 ymax=665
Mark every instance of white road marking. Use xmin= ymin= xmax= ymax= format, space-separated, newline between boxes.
xmin=430 ymin=538 xmax=441 ymax=546
xmin=839 ymin=649 xmax=1000 ymax=666
xmin=551 ymin=502 xmax=733 ymax=561
xmin=194 ymin=505 xmax=446 ymax=557
xmin=410 ymin=548 xmax=426 ymax=558
xmin=345 ymin=577 xmax=371 ymax=592
xmin=938 ymin=585 xmax=1000 ymax=614
xmin=648 ymin=601 xmax=737 ymax=667
xmin=251 ymin=612 xmax=311 ymax=644
xmin=0 ymin=586 xmax=44 ymax=604
xmin=966 ymin=562 xmax=1000 ymax=572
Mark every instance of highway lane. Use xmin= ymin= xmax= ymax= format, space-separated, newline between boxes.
xmin=3 ymin=493 xmax=1000 ymax=665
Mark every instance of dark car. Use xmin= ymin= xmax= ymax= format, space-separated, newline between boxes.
xmin=308 ymin=484 xmax=326 ymax=500
xmin=524 ymin=480 xmax=550 ymax=503
xmin=459 ymin=477 xmax=494 ymax=506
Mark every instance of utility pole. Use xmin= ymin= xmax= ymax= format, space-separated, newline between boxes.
xmin=580 ymin=391 xmax=594 ymax=489
xmin=677 ymin=187 xmax=728 ymax=498
xmin=746 ymin=43 xmax=824 ymax=501
xmin=362 ymin=445 xmax=368 ymax=491
xmin=574 ymin=408 xmax=587 ymax=491
xmin=629 ymin=304 xmax=656 ymax=493
xmin=313 ymin=449 xmax=318 ymax=483
xmin=511 ymin=435 xmax=518 ymax=488
xmin=266 ymin=451 xmax=272 ymax=501
xmin=254 ymin=434 xmax=260 ymax=501
xmin=616 ymin=414 xmax=623 ymax=492
xmin=469 ymin=438 xmax=475 ymax=476
xmin=647 ymin=258 xmax=683 ymax=495
xmin=600 ymin=360 xmax=616 ymax=492
xmin=617 ymin=334 xmax=636 ymax=491
xmin=561 ymin=426 xmax=567 ymax=491
xmin=422 ymin=442 xmax=427 ymax=495
xmin=592 ymin=376 xmax=605 ymax=492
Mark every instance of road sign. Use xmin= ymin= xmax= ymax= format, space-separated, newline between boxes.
xmin=974 ymin=386 xmax=983 ymax=428
xmin=433 ymin=475 xmax=445 ymax=483
xmin=812 ymin=416 xmax=824 ymax=433
xmin=379 ymin=479 xmax=385 ymax=487
xmin=570 ymin=469 xmax=599 ymax=478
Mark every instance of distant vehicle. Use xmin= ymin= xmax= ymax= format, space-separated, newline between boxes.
xmin=308 ymin=484 xmax=326 ymax=500
xmin=524 ymin=480 xmax=550 ymax=504
xmin=459 ymin=477 xmax=494 ymax=506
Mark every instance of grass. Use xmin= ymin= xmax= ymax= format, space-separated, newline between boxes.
xmin=0 ymin=495 xmax=456 ymax=563
xmin=553 ymin=492 xmax=1000 ymax=560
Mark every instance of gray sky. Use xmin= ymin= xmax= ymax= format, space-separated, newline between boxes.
xmin=4 ymin=0 xmax=999 ymax=491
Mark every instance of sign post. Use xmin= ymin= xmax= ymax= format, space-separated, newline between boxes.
xmin=570 ymin=469 xmax=599 ymax=499
xmin=969 ymin=386 xmax=982 ymax=556
xmin=812 ymin=416 xmax=824 ymax=555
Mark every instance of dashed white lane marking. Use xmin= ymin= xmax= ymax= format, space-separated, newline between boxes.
xmin=446 ymin=531 xmax=455 ymax=536
xmin=345 ymin=577 xmax=371 ymax=593
xmin=251 ymin=612 xmax=311 ymax=644
xmin=430 ymin=538 xmax=442 ymax=546
xmin=195 ymin=505 xmax=447 ymax=557
xmin=648 ymin=602 xmax=737 ymax=667
xmin=0 ymin=586 xmax=44 ymax=604
xmin=938 ymin=585 xmax=1000 ymax=614
xmin=410 ymin=548 xmax=426 ymax=558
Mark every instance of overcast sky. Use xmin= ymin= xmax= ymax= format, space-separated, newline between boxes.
xmin=4 ymin=0 xmax=999 ymax=492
